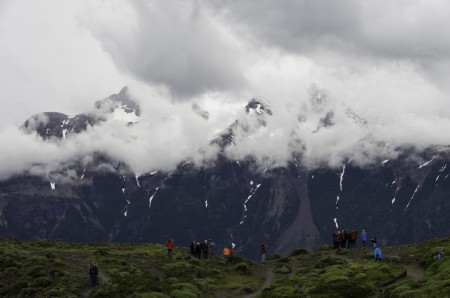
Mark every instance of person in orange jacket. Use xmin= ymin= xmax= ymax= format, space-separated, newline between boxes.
xmin=223 ymin=246 xmax=231 ymax=257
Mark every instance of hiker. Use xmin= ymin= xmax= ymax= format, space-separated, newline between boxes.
xmin=371 ymin=237 xmax=377 ymax=248
xmin=361 ymin=230 xmax=367 ymax=247
xmin=202 ymin=240 xmax=210 ymax=259
xmin=166 ymin=239 xmax=174 ymax=259
xmin=223 ymin=246 xmax=231 ymax=257
xmin=88 ymin=261 xmax=99 ymax=287
xmin=209 ymin=240 xmax=217 ymax=257
xmin=374 ymin=247 xmax=383 ymax=262
xmin=195 ymin=242 xmax=202 ymax=258
xmin=190 ymin=241 xmax=196 ymax=258
xmin=260 ymin=243 xmax=267 ymax=263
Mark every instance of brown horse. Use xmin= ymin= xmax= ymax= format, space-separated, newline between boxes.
xmin=348 ymin=230 xmax=358 ymax=248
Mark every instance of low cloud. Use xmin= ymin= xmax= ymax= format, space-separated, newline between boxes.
xmin=1 ymin=0 xmax=450 ymax=181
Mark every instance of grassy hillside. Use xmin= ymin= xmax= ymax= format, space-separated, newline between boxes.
xmin=1 ymin=237 xmax=450 ymax=297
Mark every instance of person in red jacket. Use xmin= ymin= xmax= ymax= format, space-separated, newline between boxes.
xmin=166 ymin=239 xmax=174 ymax=259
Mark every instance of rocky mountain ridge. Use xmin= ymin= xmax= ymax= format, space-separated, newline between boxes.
xmin=1 ymin=88 xmax=449 ymax=259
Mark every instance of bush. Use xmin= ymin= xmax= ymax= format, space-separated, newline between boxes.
xmin=234 ymin=262 xmax=250 ymax=275
xmin=269 ymin=253 xmax=284 ymax=260
xmin=290 ymin=248 xmax=309 ymax=256
xmin=315 ymin=257 xmax=346 ymax=269
xmin=27 ymin=265 xmax=47 ymax=278
xmin=163 ymin=262 xmax=193 ymax=278
xmin=274 ymin=265 xmax=291 ymax=274
xmin=170 ymin=289 xmax=197 ymax=298
xmin=138 ymin=293 xmax=170 ymax=298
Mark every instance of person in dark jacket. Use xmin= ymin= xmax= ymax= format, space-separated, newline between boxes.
xmin=88 ymin=262 xmax=99 ymax=287
xmin=371 ymin=237 xmax=377 ymax=248
xmin=260 ymin=243 xmax=267 ymax=263
xmin=201 ymin=240 xmax=209 ymax=259
xmin=190 ymin=241 xmax=196 ymax=258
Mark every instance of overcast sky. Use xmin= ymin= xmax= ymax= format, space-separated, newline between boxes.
xmin=1 ymin=0 xmax=450 ymax=180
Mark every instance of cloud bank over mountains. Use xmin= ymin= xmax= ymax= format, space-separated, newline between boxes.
xmin=0 ymin=0 xmax=450 ymax=180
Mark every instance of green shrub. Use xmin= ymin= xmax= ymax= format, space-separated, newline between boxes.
xmin=269 ymin=253 xmax=284 ymax=260
xmin=27 ymin=265 xmax=47 ymax=278
xmin=336 ymin=248 xmax=349 ymax=255
xmin=315 ymin=257 xmax=346 ymax=269
xmin=31 ymin=277 xmax=53 ymax=287
xmin=290 ymin=248 xmax=309 ymax=256
xmin=234 ymin=262 xmax=250 ymax=275
xmin=241 ymin=285 xmax=256 ymax=294
xmin=138 ymin=293 xmax=170 ymax=298
xmin=18 ymin=287 xmax=39 ymax=298
xmin=163 ymin=262 xmax=193 ymax=277
xmin=170 ymin=289 xmax=197 ymax=298
xmin=274 ymin=265 xmax=291 ymax=274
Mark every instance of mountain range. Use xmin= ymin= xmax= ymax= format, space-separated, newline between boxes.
xmin=1 ymin=87 xmax=449 ymax=259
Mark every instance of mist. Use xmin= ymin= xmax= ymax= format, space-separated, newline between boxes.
xmin=1 ymin=0 xmax=450 ymax=181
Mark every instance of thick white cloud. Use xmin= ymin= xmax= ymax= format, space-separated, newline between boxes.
xmin=0 ymin=0 xmax=450 ymax=181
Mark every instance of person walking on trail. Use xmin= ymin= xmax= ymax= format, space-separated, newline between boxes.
xmin=374 ymin=247 xmax=383 ymax=262
xmin=361 ymin=230 xmax=367 ymax=247
xmin=88 ymin=261 xmax=99 ymax=287
xmin=166 ymin=239 xmax=174 ymax=259
xmin=260 ymin=243 xmax=267 ymax=263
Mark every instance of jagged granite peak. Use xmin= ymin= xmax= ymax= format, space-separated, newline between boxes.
xmin=211 ymin=98 xmax=273 ymax=149
xmin=95 ymin=86 xmax=141 ymax=116
xmin=245 ymin=98 xmax=273 ymax=115
xmin=21 ymin=87 xmax=142 ymax=140
xmin=21 ymin=112 xmax=98 ymax=140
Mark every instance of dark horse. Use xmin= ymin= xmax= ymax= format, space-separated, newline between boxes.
xmin=348 ymin=230 xmax=358 ymax=248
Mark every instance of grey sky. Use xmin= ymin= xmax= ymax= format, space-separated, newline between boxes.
xmin=0 ymin=0 xmax=449 ymax=180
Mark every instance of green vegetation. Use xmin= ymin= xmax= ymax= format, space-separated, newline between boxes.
xmin=1 ymin=236 xmax=450 ymax=297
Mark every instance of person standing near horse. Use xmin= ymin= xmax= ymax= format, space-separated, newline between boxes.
xmin=361 ymin=230 xmax=367 ymax=247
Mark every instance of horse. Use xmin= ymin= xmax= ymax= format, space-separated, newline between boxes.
xmin=348 ymin=230 xmax=358 ymax=248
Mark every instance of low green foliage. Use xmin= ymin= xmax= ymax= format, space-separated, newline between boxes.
xmin=289 ymin=248 xmax=309 ymax=256
xmin=2 ymin=236 xmax=450 ymax=297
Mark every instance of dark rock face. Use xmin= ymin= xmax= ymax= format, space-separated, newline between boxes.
xmin=21 ymin=112 xmax=98 ymax=140
xmin=2 ymin=150 xmax=449 ymax=260
xmin=1 ymin=88 xmax=450 ymax=260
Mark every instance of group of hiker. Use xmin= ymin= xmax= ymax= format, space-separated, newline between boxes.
xmin=332 ymin=229 xmax=385 ymax=261
xmin=189 ymin=239 xmax=218 ymax=259
xmin=332 ymin=229 xmax=361 ymax=249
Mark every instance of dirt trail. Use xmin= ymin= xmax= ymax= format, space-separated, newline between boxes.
xmin=242 ymin=264 xmax=275 ymax=298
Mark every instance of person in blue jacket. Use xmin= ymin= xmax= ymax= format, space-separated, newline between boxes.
xmin=374 ymin=247 xmax=383 ymax=262
xmin=361 ymin=230 xmax=367 ymax=247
